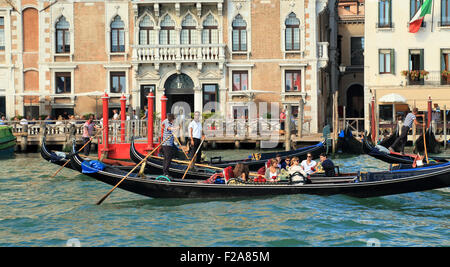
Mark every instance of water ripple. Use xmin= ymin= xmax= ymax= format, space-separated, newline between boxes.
xmin=0 ymin=153 xmax=448 ymax=246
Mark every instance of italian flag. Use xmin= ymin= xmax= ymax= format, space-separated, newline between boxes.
xmin=409 ymin=0 xmax=433 ymax=33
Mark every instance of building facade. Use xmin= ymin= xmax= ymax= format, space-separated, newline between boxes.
xmin=365 ymin=0 xmax=450 ymax=131
xmin=337 ymin=0 xmax=364 ymax=121
xmin=0 ymin=0 xmax=335 ymax=134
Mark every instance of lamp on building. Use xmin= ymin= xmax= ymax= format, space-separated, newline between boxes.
xmin=339 ymin=65 xmax=346 ymax=74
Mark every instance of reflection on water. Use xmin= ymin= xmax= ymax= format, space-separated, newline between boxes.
xmin=0 ymin=152 xmax=448 ymax=247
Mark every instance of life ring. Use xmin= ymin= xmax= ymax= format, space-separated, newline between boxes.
xmin=155 ymin=175 xmax=171 ymax=182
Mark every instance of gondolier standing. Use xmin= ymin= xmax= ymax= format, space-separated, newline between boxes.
xmin=188 ymin=111 xmax=203 ymax=163
xmin=389 ymin=108 xmax=423 ymax=154
xmin=82 ymin=115 xmax=98 ymax=156
xmin=161 ymin=113 xmax=177 ymax=177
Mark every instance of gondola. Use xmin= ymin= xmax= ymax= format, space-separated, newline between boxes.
xmin=40 ymin=136 xmax=75 ymax=170
xmin=336 ymin=127 xmax=363 ymax=154
xmin=414 ymin=127 xmax=442 ymax=154
xmin=69 ymin=147 xmax=450 ymax=199
xmin=362 ymin=133 xmax=448 ymax=165
xmin=41 ymin=137 xmax=136 ymax=172
xmin=130 ymin=137 xmax=326 ymax=174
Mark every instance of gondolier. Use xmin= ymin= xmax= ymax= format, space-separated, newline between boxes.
xmin=82 ymin=115 xmax=98 ymax=156
xmin=161 ymin=114 xmax=178 ymax=177
xmin=188 ymin=111 xmax=203 ymax=163
xmin=389 ymin=108 xmax=423 ymax=154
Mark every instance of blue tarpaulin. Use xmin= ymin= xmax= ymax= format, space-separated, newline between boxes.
xmin=81 ymin=160 xmax=105 ymax=174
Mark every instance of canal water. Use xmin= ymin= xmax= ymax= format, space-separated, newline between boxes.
xmin=0 ymin=150 xmax=448 ymax=247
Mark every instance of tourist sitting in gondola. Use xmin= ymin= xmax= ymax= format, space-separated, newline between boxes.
xmin=300 ymin=153 xmax=317 ymax=175
xmin=233 ymin=163 xmax=250 ymax=182
xmin=288 ymin=157 xmax=309 ymax=184
xmin=319 ymin=153 xmax=336 ymax=177
xmin=265 ymin=159 xmax=281 ymax=182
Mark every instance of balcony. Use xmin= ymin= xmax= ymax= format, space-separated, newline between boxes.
xmin=404 ymin=71 xmax=450 ymax=86
xmin=132 ymin=44 xmax=226 ymax=64
xmin=317 ymin=42 xmax=329 ymax=68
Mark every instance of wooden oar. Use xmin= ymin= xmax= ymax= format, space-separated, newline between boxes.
xmin=145 ymin=154 xmax=260 ymax=177
xmin=95 ymin=133 xmax=173 ymax=205
xmin=173 ymin=133 xmax=190 ymax=160
xmin=181 ymin=136 xmax=205 ymax=180
xmin=423 ymin=122 xmax=429 ymax=164
xmin=50 ymin=129 xmax=102 ymax=179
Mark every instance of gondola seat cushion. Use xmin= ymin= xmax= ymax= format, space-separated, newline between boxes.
xmin=81 ymin=160 xmax=105 ymax=174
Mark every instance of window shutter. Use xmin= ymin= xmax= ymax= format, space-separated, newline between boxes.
xmin=378 ymin=49 xmax=383 ymax=73
xmin=420 ymin=49 xmax=424 ymax=70
xmin=390 ymin=49 xmax=395 ymax=74
xmin=378 ymin=1 xmax=382 ymax=26
xmin=389 ymin=0 xmax=392 ymax=26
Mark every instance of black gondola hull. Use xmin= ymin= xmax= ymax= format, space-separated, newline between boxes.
xmin=70 ymin=149 xmax=450 ymax=199
xmin=362 ymin=134 xmax=448 ymax=165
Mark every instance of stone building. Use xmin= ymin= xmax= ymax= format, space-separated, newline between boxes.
xmin=364 ymin=0 xmax=450 ymax=132
xmin=0 ymin=0 xmax=336 ymax=134
xmin=337 ymin=0 xmax=364 ymax=122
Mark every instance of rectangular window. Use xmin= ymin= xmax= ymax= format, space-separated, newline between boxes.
xmin=203 ymin=84 xmax=218 ymax=111
xmin=379 ymin=49 xmax=395 ymax=74
xmin=232 ymin=29 xmax=247 ymax=51
xmin=232 ymin=71 xmax=248 ymax=91
xmin=351 ymin=37 xmax=364 ymax=66
xmin=378 ymin=0 xmax=392 ymax=28
xmin=441 ymin=49 xmax=450 ymax=85
xmin=110 ymin=72 xmax=126 ymax=93
xmin=285 ymin=70 xmax=301 ymax=92
xmin=55 ymin=72 xmax=71 ymax=94
xmin=0 ymin=17 xmax=4 ymax=50
xmin=111 ymin=29 xmax=125 ymax=52
xmin=442 ymin=0 xmax=450 ymax=26
xmin=379 ymin=104 xmax=394 ymax=121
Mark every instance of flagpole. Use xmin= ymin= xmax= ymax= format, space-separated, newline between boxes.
xmin=431 ymin=0 xmax=435 ymax=32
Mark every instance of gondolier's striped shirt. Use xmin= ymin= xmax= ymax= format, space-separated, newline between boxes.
xmin=404 ymin=113 xmax=416 ymax=128
xmin=161 ymin=119 xmax=174 ymax=146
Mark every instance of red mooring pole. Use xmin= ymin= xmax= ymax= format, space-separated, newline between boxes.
xmin=101 ymin=92 xmax=110 ymax=157
xmin=147 ymin=92 xmax=155 ymax=149
xmin=427 ymin=96 xmax=432 ymax=129
xmin=120 ymin=94 xmax=126 ymax=143
xmin=371 ymin=96 xmax=376 ymax=143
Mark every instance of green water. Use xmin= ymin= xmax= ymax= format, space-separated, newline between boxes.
xmin=0 ymin=151 xmax=448 ymax=247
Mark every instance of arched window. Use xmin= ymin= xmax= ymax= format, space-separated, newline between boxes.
xmin=285 ymin=13 xmax=300 ymax=51
xmin=181 ymin=14 xmax=197 ymax=45
xmin=160 ymin=15 xmax=175 ymax=45
xmin=139 ymin=15 xmax=155 ymax=45
xmin=56 ymin=16 xmax=70 ymax=53
xmin=232 ymin=14 xmax=247 ymax=51
xmin=202 ymin=14 xmax=218 ymax=44
xmin=111 ymin=15 xmax=125 ymax=52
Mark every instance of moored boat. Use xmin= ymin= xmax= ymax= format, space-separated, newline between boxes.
xmin=0 ymin=126 xmax=16 ymax=158
xmin=130 ymin=137 xmax=326 ymax=174
xmin=336 ymin=127 xmax=363 ymax=154
xmin=69 ymin=148 xmax=450 ymax=199
xmin=362 ymin=133 xmax=448 ymax=165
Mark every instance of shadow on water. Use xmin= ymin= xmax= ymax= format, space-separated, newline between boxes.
xmin=106 ymin=195 xmax=277 ymax=209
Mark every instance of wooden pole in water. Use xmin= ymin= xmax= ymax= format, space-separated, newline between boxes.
xmin=285 ymin=104 xmax=291 ymax=151
xmin=444 ymin=105 xmax=447 ymax=150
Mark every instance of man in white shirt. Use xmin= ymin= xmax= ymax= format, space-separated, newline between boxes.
xmin=300 ymin=153 xmax=317 ymax=175
xmin=188 ymin=111 xmax=203 ymax=163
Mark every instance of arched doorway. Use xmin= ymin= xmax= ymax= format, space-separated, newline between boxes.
xmin=164 ymin=73 xmax=195 ymax=116
xmin=346 ymin=84 xmax=364 ymax=118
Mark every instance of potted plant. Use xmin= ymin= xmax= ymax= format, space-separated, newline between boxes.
xmin=442 ymin=70 xmax=450 ymax=84
xmin=401 ymin=70 xmax=429 ymax=84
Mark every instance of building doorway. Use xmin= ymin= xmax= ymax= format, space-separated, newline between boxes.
xmin=346 ymin=84 xmax=364 ymax=118
xmin=164 ymin=73 xmax=195 ymax=117
xmin=140 ymin=84 xmax=155 ymax=112
xmin=0 ymin=96 xmax=5 ymax=116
